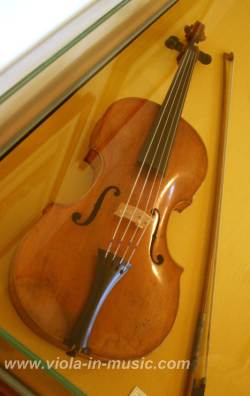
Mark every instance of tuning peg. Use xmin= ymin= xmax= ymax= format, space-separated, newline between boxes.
xmin=197 ymin=31 xmax=206 ymax=42
xmin=198 ymin=51 xmax=212 ymax=64
xmin=165 ymin=36 xmax=184 ymax=52
xmin=184 ymin=24 xmax=193 ymax=36
xmin=165 ymin=35 xmax=212 ymax=65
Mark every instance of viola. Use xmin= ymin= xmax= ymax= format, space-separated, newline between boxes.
xmin=9 ymin=22 xmax=211 ymax=360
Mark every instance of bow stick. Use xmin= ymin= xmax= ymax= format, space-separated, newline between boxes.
xmin=184 ymin=51 xmax=234 ymax=396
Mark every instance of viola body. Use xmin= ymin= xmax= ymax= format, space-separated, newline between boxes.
xmin=10 ymin=97 xmax=207 ymax=360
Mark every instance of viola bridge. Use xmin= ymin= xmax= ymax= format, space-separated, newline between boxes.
xmin=114 ymin=202 xmax=152 ymax=229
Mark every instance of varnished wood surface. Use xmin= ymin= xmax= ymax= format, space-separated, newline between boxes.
xmin=9 ymin=98 xmax=207 ymax=360
xmin=0 ymin=1 xmax=249 ymax=395
xmin=0 ymin=379 xmax=20 ymax=396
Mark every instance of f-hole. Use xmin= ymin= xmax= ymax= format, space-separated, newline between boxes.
xmin=150 ymin=208 xmax=164 ymax=265
xmin=72 ymin=186 xmax=120 ymax=226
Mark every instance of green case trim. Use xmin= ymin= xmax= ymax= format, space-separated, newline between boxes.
xmin=0 ymin=327 xmax=86 ymax=396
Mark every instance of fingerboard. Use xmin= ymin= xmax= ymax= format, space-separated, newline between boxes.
xmin=138 ymin=47 xmax=198 ymax=175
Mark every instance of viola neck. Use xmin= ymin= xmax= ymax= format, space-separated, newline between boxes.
xmin=161 ymin=46 xmax=198 ymax=129
xmin=138 ymin=46 xmax=198 ymax=175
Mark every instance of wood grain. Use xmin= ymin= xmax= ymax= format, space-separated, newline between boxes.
xmin=9 ymin=98 xmax=207 ymax=360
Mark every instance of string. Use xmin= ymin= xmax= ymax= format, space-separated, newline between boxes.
xmin=119 ymin=49 xmax=196 ymax=261
xmin=121 ymin=49 xmax=198 ymax=264
xmin=121 ymin=49 xmax=197 ymax=262
xmin=113 ymin=49 xmax=193 ymax=259
xmin=105 ymin=48 xmax=192 ymax=259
